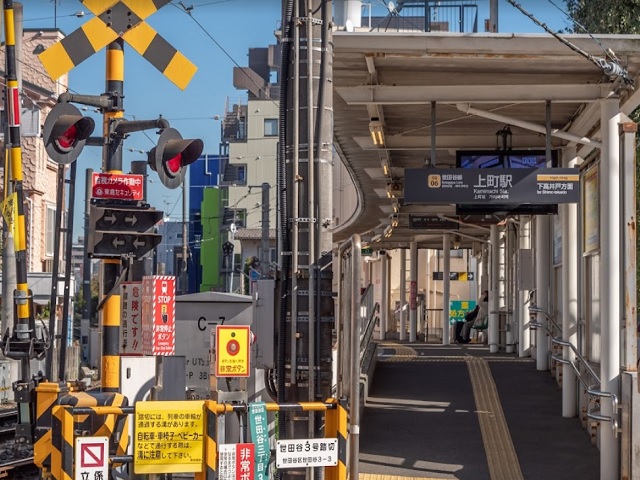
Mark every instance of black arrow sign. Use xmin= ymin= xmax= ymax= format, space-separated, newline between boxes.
xmin=89 ymin=231 xmax=161 ymax=259
xmin=92 ymin=205 xmax=163 ymax=232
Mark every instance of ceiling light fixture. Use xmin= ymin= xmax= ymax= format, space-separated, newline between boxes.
xmin=369 ymin=118 xmax=385 ymax=146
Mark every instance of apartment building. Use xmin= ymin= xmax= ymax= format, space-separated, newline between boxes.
xmin=219 ymin=45 xmax=280 ymax=292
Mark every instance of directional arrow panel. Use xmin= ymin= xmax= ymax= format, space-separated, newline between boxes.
xmin=90 ymin=231 xmax=161 ymax=259
xmin=93 ymin=206 xmax=164 ymax=232
xmin=89 ymin=204 xmax=163 ymax=259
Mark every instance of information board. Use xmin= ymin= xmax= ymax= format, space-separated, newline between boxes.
xmin=218 ymin=443 xmax=255 ymax=480
xmin=134 ymin=400 xmax=204 ymax=474
xmin=404 ymin=168 xmax=580 ymax=204
xmin=449 ymin=300 xmax=476 ymax=325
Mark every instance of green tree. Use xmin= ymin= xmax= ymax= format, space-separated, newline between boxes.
xmin=566 ymin=1 xmax=640 ymax=34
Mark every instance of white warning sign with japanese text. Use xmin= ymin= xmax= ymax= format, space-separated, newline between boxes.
xmin=276 ymin=438 xmax=338 ymax=468
xmin=75 ymin=436 xmax=108 ymax=480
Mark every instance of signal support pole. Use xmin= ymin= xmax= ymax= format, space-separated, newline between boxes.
xmin=101 ymin=39 xmax=125 ymax=393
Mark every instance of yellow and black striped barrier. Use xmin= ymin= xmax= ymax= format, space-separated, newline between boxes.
xmin=44 ymin=398 xmax=348 ymax=480
xmin=34 ymin=384 xmax=129 ymax=480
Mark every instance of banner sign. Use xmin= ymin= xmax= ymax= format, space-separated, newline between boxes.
xmin=404 ymin=168 xmax=580 ymax=204
xmin=249 ymin=402 xmax=270 ymax=480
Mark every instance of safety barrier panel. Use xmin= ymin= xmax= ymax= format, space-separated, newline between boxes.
xmin=47 ymin=399 xmax=348 ymax=480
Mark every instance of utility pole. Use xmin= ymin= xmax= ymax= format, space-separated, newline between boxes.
xmin=181 ymin=177 xmax=188 ymax=294
xmin=81 ymin=168 xmax=93 ymax=364
xmin=261 ymin=182 xmax=269 ymax=278
xmin=279 ymin=1 xmax=334 ymax=470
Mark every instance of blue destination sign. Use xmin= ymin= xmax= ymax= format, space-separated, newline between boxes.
xmin=404 ymin=168 xmax=580 ymax=204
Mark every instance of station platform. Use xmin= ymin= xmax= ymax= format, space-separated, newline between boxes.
xmin=358 ymin=342 xmax=599 ymax=480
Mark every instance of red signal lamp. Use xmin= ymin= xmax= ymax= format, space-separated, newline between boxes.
xmin=148 ymin=128 xmax=204 ymax=189
xmin=43 ymin=103 xmax=95 ymax=164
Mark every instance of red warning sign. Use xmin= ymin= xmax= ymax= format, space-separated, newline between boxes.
xmin=76 ymin=436 xmax=108 ymax=480
xmin=80 ymin=442 xmax=105 ymax=468
xmin=141 ymin=276 xmax=176 ymax=356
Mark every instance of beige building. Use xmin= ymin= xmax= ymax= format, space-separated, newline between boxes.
xmin=0 ymin=28 xmax=70 ymax=282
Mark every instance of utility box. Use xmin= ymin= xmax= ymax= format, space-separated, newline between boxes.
xmin=252 ymin=279 xmax=275 ymax=370
xmin=175 ymin=291 xmax=253 ymax=400
xmin=120 ymin=356 xmax=186 ymax=456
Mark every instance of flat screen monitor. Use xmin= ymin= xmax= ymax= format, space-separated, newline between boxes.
xmin=455 ymin=150 xmax=559 ymax=215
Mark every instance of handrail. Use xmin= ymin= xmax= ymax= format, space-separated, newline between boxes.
xmin=529 ymin=306 xmax=621 ymax=437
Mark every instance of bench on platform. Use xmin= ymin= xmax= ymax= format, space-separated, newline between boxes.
xmin=471 ymin=321 xmax=488 ymax=342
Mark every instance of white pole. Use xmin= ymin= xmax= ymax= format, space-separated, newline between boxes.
xmin=442 ymin=234 xmax=450 ymax=345
xmin=409 ymin=241 xmax=418 ymax=342
xmin=499 ymin=225 xmax=507 ymax=351
xmin=535 ymin=216 xmax=550 ymax=371
xmin=489 ymin=226 xmax=499 ymax=353
xmin=518 ymin=216 xmax=532 ymax=357
xmin=600 ymin=97 xmax=620 ymax=479
xmin=400 ymin=248 xmax=407 ymax=341
xmin=561 ymin=146 xmax=578 ymax=418
xmin=380 ymin=252 xmax=388 ymax=340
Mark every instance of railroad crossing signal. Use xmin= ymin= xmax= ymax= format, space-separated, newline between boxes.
xmin=38 ymin=0 xmax=197 ymax=90
xmin=148 ymin=128 xmax=204 ymax=189
xmin=42 ymin=103 xmax=95 ymax=164
xmin=88 ymin=205 xmax=163 ymax=258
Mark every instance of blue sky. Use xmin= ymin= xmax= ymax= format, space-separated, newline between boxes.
xmin=20 ymin=0 xmax=571 ymax=238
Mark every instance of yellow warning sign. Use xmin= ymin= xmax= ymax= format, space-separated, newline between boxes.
xmin=134 ymin=400 xmax=204 ymax=474
xmin=216 ymin=325 xmax=251 ymax=378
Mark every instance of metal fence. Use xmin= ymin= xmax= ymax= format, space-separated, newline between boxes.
xmin=368 ymin=1 xmax=479 ymax=33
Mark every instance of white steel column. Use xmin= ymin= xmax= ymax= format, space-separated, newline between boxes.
xmin=518 ymin=216 xmax=532 ymax=357
xmin=409 ymin=241 xmax=418 ymax=342
xmin=535 ymin=215 xmax=550 ymax=371
xmin=498 ymin=225 xmax=506 ymax=351
xmin=443 ymin=234 xmax=451 ymax=345
xmin=600 ymin=97 xmax=620 ymax=479
xmin=380 ymin=252 xmax=388 ymax=340
xmin=400 ymin=248 xmax=407 ymax=341
xmin=561 ymin=146 xmax=578 ymax=418
xmin=489 ymin=226 xmax=499 ymax=353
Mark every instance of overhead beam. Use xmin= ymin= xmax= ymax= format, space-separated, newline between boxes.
xmin=337 ymin=84 xmax=605 ymax=105
xmin=456 ymin=103 xmax=602 ymax=148
xmin=354 ymin=134 xmax=559 ymax=150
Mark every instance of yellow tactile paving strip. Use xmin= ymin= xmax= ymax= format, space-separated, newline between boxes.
xmin=466 ymin=357 xmax=524 ymax=480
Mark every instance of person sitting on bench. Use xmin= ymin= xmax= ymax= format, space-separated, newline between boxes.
xmin=458 ymin=290 xmax=488 ymax=343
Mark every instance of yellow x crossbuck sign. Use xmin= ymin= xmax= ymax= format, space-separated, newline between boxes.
xmin=39 ymin=0 xmax=197 ymax=90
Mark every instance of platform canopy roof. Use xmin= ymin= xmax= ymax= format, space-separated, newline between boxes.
xmin=331 ymin=32 xmax=640 ymax=250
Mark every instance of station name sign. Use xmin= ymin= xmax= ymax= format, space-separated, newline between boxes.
xmin=404 ymin=168 xmax=580 ymax=204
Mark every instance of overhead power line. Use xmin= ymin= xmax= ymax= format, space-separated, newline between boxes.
xmin=506 ymin=0 xmax=634 ymax=88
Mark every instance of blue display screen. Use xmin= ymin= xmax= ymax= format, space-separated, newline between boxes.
xmin=457 ymin=150 xmax=556 ymax=169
